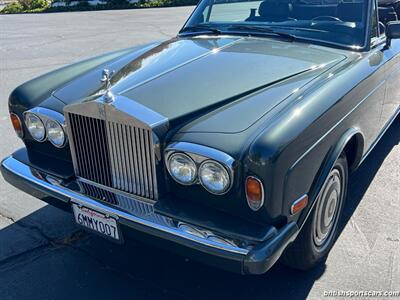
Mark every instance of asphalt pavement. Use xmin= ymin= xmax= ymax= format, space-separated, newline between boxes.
xmin=0 ymin=8 xmax=399 ymax=300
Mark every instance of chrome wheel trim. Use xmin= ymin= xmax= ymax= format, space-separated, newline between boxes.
xmin=313 ymin=168 xmax=343 ymax=250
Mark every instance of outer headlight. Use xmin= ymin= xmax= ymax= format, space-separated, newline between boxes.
xmin=46 ymin=119 xmax=66 ymax=148
xmin=199 ymin=161 xmax=230 ymax=195
xmin=167 ymin=153 xmax=197 ymax=185
xmin=25 ymin=113 xmax=46 ymax=142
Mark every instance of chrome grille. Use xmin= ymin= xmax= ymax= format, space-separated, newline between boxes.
xmin=67 ymin=113 xmax=158 ymax=200
xmin=68 ymin=114 xmax=112 ymax=187
xmin=80 ymin=181 xmax=118 ymax=205
xmin=79 ymin=181 xmax=165 ymax=220
xmin=106 ymin=121 xmax=156 ymax=199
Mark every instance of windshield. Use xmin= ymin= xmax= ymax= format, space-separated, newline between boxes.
xmin=183 ymin=0 xmax=370 ymax=49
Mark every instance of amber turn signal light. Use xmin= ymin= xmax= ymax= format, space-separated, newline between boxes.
xmin=10 ymin=113 xmax=24 ymax=138
xmin=290 ymin=195 xmax=308 ymax=215
xmin=245 ymin=176 xmax=264 ymax=211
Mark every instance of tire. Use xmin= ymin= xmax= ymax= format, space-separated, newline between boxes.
xmin=282 ymin=154 xmax=348 ymax=270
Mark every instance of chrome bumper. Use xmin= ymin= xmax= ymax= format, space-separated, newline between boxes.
xmin=1 ymin=156 xmax=250 ymax=256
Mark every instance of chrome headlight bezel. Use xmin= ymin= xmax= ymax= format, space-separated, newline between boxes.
xmin=23 ymin=108 xmax=67 ymax=148
xmin=164 ymin=142 xmax=234 ymax=195
xmin=198 ymin=160 xmax=231 ymax=195
xmin=46 ymin=119 xmax=67 ymax=148
xmin=167 ymin=152 xmax=198 ymax=185
xmin=24 ymin=112 xmax=46 ymax=142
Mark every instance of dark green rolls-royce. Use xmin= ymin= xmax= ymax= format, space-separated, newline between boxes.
xmin=2 ymin=0 xmax=400 ymax=274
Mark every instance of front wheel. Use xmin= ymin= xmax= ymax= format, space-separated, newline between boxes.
xmin=282 ymin=154 xmax=348 ymax=270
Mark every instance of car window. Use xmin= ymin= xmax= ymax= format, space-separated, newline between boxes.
xmin=184 ymin=0 xmax=370 ymax=49
xmin=208 ymin=1 xmax=263 ymax=22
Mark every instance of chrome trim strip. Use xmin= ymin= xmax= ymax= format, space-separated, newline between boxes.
xmin=165 ymin=142 xmax=235 ymax=168
xmin=118 ymin=38 xmax=245 ymax=95
xmin=2 ymin=156 xmax=249 ymax=256
xmin=27 ymin=107 xmax=65 ymax=125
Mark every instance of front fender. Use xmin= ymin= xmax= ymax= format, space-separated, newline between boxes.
xmin=288 ymin=127 xmax=364 ymax=228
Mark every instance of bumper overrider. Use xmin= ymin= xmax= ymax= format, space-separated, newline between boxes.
xmin=1 ymin=154 xmax=299 ymax=274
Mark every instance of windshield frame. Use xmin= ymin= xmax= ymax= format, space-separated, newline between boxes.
xmin=179 ymin=0 xmax=375 ymax=51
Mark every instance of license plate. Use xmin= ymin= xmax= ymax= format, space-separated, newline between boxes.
xmin=72 ymin=204 xmax=121 ymax=241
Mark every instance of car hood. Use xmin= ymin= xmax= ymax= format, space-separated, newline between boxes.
xmin=54 ymin=36 xmax=346 ymax=133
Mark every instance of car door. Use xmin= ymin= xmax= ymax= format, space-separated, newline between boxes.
xmin=381 ymin=36 xmax=400 ymax=125
xmin=376 ymin=0 xmax=400 ymax=126
xmin=359 ymin=0 xmax=388 ymax=147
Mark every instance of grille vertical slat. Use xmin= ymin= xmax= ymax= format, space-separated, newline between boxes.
xmin=72 ymin=115 xmax=86 ymax=178
xmin=144 ymin=130 xmax=154 ymax=199
xmin=138 ymin=128 xmax=149 ymax=198
xmin=119 ymin=124 xmax=129 ymax=192
xmin=120 ymin=125 xmax=130 ymax=192
xmin=108 ymin=123 xmax=119 ymax=189
xmin=125 ymin=126 xmax=136 ymax=194
xmin=85 ymin=118 xmax=101 ymax=182
xmin=112 ymin=123 xmax=122 ymax=189
xmin=134 ymin=127 xmax=144 ymax=196
xmin=129 ymin=126 xmax=140 ymax=195
xmin=73 ymin=114 xmax=90 ymax=180
xmin=84 ymin=116 xmax=98 ymax=183
xmin=97 ymin=118 xmax=112 ymax=187
xmin=68 ymin=112 xmax=158 ymax=200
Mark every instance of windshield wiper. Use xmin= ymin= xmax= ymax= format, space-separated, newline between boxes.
xmin=226 ymin=25 xmax=295 ymax=41
xmin=180 ymin=25 xmax=222 ymax=35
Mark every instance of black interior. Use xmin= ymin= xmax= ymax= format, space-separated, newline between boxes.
xmin=378 ymin=6 xmax=398 ymax=25
xmin=258 ymin=0 xmax=293 ymax=21
xmin=246 ymin=0 xmax=399 ymax=26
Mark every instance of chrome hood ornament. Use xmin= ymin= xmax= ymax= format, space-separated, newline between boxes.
xmin=100 ymin=69 xmax=115 ymax=103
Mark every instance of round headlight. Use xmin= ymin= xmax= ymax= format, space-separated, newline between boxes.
xmin=46 ymin=119 xmax=66 ymax=147
xmin=25 ymin=113 xmax=45 ymax=141
xmin=199 ymin=161 xmax=230 ymax=195
xmin=168 ymin=153 xmax=197 ymax=185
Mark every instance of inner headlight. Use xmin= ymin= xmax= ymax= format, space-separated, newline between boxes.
xmin=25 ymin=113 xmax=45 ymax=142
xmin=199 ymin=161 xmax=230 ymax=195
xmin=167 ymin=153 xmax=197 ymax=185
xmin=46 ymin=119 xmax=66 ymax=148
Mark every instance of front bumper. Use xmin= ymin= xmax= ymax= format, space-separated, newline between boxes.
xmin=1 ymin=155 xmax=299 ymax=274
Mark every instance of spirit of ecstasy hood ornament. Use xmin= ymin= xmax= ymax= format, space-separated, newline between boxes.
xmin=100 ymin=69 xmax=115 ymax=103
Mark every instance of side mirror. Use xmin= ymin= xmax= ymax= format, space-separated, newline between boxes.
xmin=386 ymin=21 xmax=400 ymax=47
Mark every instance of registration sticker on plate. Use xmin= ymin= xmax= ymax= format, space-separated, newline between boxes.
xmin=72 ymin=204 xmax=120 ymax=241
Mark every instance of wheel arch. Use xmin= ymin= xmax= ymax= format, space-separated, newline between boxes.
xmin=342 ymin=131 xmax=364 ymax=172
xmin=297 ymin=127 xmax=364 ymax=229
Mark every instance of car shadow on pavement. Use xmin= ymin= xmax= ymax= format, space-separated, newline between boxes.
xmin=0 ymin=117 xmax=398 ymax=300
xmin=339 ymin=116 xmax=400 ymax=234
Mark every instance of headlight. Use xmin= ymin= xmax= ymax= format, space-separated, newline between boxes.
xmin=167 ymin=153 xmax=197 ymax=185
xmin=199 ymin=161 xmax=230 ymax=195
xmin=25 ymin=113 xmax=45 ymax=141
xmin=46 ymin=119 xmax=66 ymax=148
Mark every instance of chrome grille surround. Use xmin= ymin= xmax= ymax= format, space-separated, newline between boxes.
xmin=64 ymin=96 xmax=169 ymax=202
